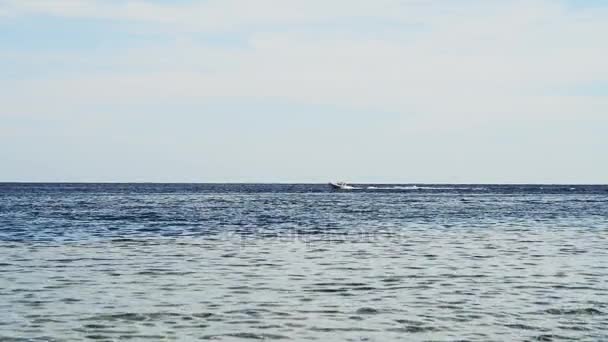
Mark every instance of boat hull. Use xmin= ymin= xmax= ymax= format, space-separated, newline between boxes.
xmin=329 ymin=182 xmax=354 ymax=190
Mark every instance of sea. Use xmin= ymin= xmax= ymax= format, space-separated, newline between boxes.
xmin=0 ymin=183 xmax=607 ymax=341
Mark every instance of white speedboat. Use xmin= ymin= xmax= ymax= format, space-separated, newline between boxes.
xmin=329 ymin=182 xmax=355 ymax=190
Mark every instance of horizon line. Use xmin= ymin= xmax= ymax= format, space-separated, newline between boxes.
xmin=1 ymin=181 xmax=607 ymax=186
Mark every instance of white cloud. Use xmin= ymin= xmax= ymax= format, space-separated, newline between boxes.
xmin=3 ymin=0 xmax=608 ymax=121
xmin=1 ymin=1 xmax=608 ymax=130
xmin=1 ymin=0 xmax=436 ymax=30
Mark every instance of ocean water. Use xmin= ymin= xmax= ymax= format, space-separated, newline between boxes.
xmin=0 ymin=183 xmax=607 ymax=341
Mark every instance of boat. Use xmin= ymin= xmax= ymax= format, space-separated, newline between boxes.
xmin=329 ymin=182 xmax=355 ymax=190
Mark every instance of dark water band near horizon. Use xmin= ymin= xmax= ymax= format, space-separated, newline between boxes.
xmin=0 ymin=183 xmax=607 ymax=341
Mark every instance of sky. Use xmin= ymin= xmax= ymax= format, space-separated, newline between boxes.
xmin=1 ymin=0 xmax=607 ymax=183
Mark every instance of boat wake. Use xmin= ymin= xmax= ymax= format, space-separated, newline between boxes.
xmin=366 ymin=185 xmax=487 ymax=191
xmin=331 ymin=182 xmax=487 ymax=191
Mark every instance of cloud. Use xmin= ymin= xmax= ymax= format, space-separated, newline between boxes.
xmin=3 ymin=0 xmax=608 ymax=123
xmin=1 ymin=0 xmax=435 ymax=31
xmin=1 ymin=0 xmax=608 ymax=131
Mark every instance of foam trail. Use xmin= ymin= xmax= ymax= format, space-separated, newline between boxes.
xmin=366 ymin=186 xmax=487 ymax=190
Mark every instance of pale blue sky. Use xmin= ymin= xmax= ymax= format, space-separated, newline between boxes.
xmin=1 ymin=0 xmax=607 ymax=183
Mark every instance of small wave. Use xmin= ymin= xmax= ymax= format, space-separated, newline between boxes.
xmin=355 ymin=307 xmax=379 ymax=315
xmin=504 ymin=323 xmax=543 ymax=331
xmin=544 ymin=308 xmax=604 ymax=316
xmin=309 ymin=327 xmax=379 ymax=332
xmin=201 ymin=332 xmax=288 ymax=340
xmin=386 ymin=325 xmax=440 ymax=333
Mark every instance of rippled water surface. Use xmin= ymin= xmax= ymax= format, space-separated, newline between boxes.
xmin=1 ymin=184 xmax=607 ymax=341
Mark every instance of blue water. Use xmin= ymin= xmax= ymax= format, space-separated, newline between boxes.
xmin=1 ymin=183 xmax=607 ymax=341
